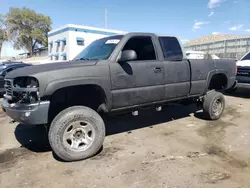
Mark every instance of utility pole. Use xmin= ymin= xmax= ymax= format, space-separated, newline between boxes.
xmin=105 ymin=8 xmax=108 ymax=29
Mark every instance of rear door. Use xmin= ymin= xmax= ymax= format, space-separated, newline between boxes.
xmin=110 ymin=36 xmax=165 ymax=108
xmin=159 ymin=37 xmax=191 ymax=99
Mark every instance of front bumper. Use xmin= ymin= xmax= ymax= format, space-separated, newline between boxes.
xmin=236 ymin=76 xmax=250 ymax=84
xmin=2 ymin=99 xmax=50 ymax=125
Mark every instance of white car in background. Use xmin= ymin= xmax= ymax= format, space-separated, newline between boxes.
xmin=186 ymin=51 xmax=220 ymax=60
xmin=237 ymin=51 xmax=250 ymax=67
xmin=236 ymin=51 xmax=250 ymax=84
xmin=186 ymin=51 xmax=204 ymax=59
xmin=226 ymin=51 xmax=250 ymax=93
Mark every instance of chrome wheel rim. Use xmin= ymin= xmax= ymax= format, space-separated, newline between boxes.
xmin=212 ymin=98 xmax=223 ymax=116
xmin=63 ymin=120 xmax=95 ymax=151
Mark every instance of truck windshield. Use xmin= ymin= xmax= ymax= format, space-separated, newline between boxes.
xmin=74 ymin=35 xmax=123 ymax=61
xmin=241 ymin=52 xmax=250 ymax=61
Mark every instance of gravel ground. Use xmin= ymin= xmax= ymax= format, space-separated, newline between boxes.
xmin=0 ymin=87 xmax=250 ymax=188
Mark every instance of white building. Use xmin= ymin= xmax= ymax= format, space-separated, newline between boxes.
xmin=48 ymin=24 xmax=125 ymax=61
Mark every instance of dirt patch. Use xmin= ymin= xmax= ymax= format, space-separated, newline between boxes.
xmin=90 ymin=147 xmax=122 ymax=160
xmin=62 ymin=169 xmax=74 ymax=176
xmin=186 ymin=151 xmax=205 ymax=158
xmin=0 ymin=147 xmax=34 ymax=171
xmin=162 ymin=132 xmax=174 ymax=137
xmin=198 ymin=120 xmax=235 ymax=139
xmin=224 ymin=106 xmax=240 ymax=120
xmin=200 ymin=169 xmax=231 ymax=184
xmin=0 ymin=108 xmax=7 ymax=118
xmin=204 ymin=144 xmax=248 ymax=168
xmin=198 ymin=106 xmax=248 ymax=169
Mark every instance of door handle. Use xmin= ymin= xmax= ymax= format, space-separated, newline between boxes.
xmin=154 ymin=67 xmax=162 ymax=73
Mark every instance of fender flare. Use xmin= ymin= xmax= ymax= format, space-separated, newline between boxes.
xmin=203 ymin=69 xmax=228 ymax=94
xmin=42 ymin=77 xmax=112 ymax=110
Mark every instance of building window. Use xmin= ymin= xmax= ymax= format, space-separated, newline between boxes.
xmin=61 ymin=38 xmax=66 ymax=52
xmin=56 ymin=43 xmax=60 ymax=52
xmin=55 ymin=39 xmax=60 ymax=52
xmin=76 ymin=37 xmax=84 ymax=46
xmin=61 ymin=52 xmax=67 ymax=60
xmin=49 ymin=42 xmax=53 ymax=53
xmin=62 ymin=41 xmax=66 ymax=51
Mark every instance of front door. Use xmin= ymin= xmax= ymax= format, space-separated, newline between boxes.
xmin=110 ymin=36 xmax=165 ymax=108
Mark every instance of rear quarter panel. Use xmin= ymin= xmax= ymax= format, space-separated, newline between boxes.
xmin=188 ymin=59 xmax=215 ymax=95
xmin=213 ymin=59 xmax=236 ymax=89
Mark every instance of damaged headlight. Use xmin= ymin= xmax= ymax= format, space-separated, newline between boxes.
xmin=14 ymin=77 xmax=39 ymax=88
xmin=12 ymin=77 xmax=40 ymax=103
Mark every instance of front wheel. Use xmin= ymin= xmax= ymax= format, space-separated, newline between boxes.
xmin=203 ymin=91 xmax=225 ymax=120
xmin=48 ymin=106 xmax=105 ymax=161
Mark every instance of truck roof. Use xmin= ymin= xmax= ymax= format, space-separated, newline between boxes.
xmin=112 ymin=32 xmax=177 ymax=38
xmin=109 ymin=32 xmax=186 ymax=59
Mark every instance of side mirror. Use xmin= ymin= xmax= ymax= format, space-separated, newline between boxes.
xmin=119 ymin=50 xmax=137 ymax=62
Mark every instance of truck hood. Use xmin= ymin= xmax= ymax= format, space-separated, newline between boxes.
xmin=237 ymin=60 xmax=250 ymax=67
xmin=5 ymin=60 xmax=98 ymax=79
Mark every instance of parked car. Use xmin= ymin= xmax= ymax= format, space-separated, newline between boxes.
xmin=186 ymin=51 xmax=220 ymax=60
xmin=186 ymin=51 xmax=205 ymax=59
xmin=236 ymin=51 xmax=250 ymax=85
xmin=226 ymin=51 xmax=250 ymax=93
xmin=2 ymin=33 xmax=236 ymax=161
xmin=0 ymin=60 xmax=24 ymax=65
xmin=0 ymin=62 xmax=32 ymax=93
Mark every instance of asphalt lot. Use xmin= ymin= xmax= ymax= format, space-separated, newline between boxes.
xmin=0 ymin=87 xmax=250 ymax=188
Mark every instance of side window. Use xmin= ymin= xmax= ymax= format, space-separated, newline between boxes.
xmin=159 ymin=37 xmax=183 ymax=61
xmin=122 ymin=36 xmax=156 ymax=61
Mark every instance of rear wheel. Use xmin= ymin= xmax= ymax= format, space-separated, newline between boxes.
xmin=203 ymin=91 xmax=225 ymax=120
xmin=48 ymin=106 xmax=105 ymax=161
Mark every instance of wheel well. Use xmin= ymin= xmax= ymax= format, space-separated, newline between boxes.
xmin=208 ymin=73 xmax=227 ymax=90
xmin=48 ymin=85 xmax=107 ymax=123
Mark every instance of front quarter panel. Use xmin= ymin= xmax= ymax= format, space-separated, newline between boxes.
xmin=39 ymin=61 xmax=112 ymax=109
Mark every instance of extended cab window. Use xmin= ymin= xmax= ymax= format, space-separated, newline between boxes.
xmin=122 ymin=36 xmax=156 ymax=60
xmin=241 ymin=52 xmax=250 ymax=61
xmin=159 ymin=37 xmax=183 ymax=61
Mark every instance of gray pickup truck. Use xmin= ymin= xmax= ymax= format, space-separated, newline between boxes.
xmin=2 ymin=33 xmax=236 ymax=161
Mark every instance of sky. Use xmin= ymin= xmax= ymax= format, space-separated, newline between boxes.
xmin=1 ymin=0 xmax=250 ymax=56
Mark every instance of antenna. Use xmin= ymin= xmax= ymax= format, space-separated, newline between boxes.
xmin=105 ymin=8 xmax=108 ymax=28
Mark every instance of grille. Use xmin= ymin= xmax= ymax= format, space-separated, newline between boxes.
xmin=237 ymin=68 xmax=250 ymax=77
xmin=4 ymin=79 xmax=13 ymax=97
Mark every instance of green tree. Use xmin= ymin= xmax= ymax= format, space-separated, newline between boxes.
xmin=5 ymin=7 xmax=52 ymax=56
xmin=0 ymin=14 xmax=8 ymax=58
